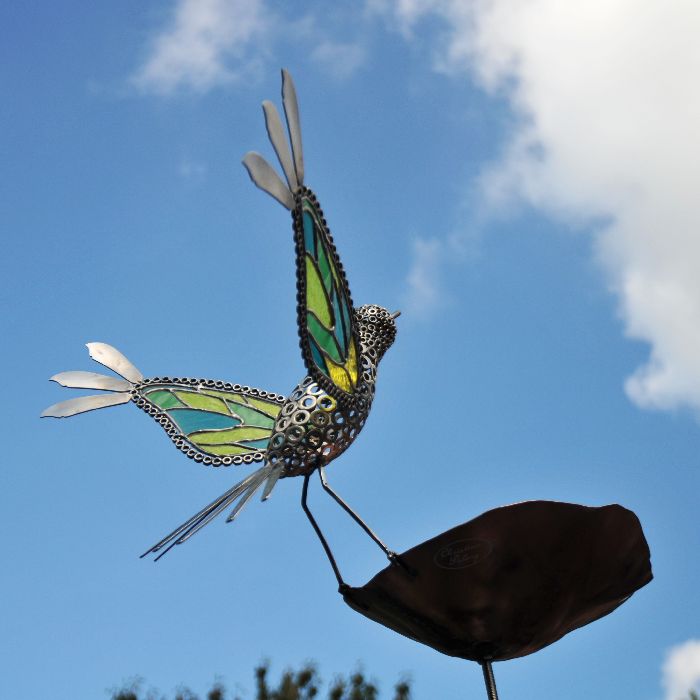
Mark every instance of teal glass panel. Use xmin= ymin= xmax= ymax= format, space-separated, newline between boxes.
xmin=316 ymin=234 xmax=333 ymax=292
xmin=303 ymin=211 xmax=316 ymax=257
xmin=309 ymin=336 xmax=328 ymax=374
xmin=238 ymin=437 xmax=271 ymax=450
xmin=331 ymin=289 xmax=346 ymax=352
xmin=340 ymin=295 xmax=352 ymax=348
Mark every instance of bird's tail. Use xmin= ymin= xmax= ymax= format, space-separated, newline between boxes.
xmin=41 ymin=342 xmax=143 ymax=418
xmin=140 ymin=461 xmax=280 ymax=561
xmin=242 ymin=68 xmax=304 ymax=210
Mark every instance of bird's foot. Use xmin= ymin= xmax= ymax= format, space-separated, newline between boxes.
xmin=388 ymin=551 xmax=417 ymax=578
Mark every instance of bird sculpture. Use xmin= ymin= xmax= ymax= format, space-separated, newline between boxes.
xmin=42 ymin=70 xmax=401 ymax=588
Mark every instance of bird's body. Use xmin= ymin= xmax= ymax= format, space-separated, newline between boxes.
xmin=42 ymin=71 xmax=399 ymax=578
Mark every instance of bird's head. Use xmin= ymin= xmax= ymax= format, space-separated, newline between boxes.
xmin=354 ymin=305 xmax=400 ymax=368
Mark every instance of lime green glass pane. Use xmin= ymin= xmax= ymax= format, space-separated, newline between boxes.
xmin=194 ymin=443 xmax=257 ymax=456
xmin=190 ymin=426 xmax=271 ymax=445
xmin=303 ymin=199 xmax=342 ymax=291
xmin=305 ymin=254 xmax=332 ymax=326
xmin=307 ymin=312 xmax=342 ymax=363
xmin=226 ymin=401 xmax=276 ymax=429
xmin=146 ymin=390 xmax=184 ymax=410
xmin=244 ymin=396 xmax=282 ymax=418
xmin=201 ymin=390 xmax=282 ymax=420
xmin=174 ymin=391 xmax=229 ymax=414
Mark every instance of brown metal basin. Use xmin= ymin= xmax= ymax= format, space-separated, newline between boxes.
xmin=343 ymin=501 xmax=652 ymax=662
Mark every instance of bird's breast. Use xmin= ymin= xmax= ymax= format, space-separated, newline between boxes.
xmin=267 ymin=376 xmax=372 ymax=478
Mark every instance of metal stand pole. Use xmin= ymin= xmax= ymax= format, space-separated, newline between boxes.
xmin=480 ymin=662 xmax=499 ymax=700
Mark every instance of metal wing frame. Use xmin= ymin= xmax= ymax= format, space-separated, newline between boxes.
xmin=134 ymin=377 xmax=286 ymax=467
xmin=292 ymin=187 xmax=361 ymax=405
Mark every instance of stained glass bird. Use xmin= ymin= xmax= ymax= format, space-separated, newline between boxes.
xmin=42 ymin=70 xmax=401 ymax=587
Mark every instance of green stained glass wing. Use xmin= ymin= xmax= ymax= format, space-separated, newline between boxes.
xmin=135 ymin=379 xmax=284 ymax=466
xmin=294 ymin=191 xmax=360 ymax=401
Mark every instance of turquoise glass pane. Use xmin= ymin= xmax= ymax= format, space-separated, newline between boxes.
xmin=168 ymin=409 xmax=240 ymax=435
xmin=238 ymin=437 xmax=271 ymax=450
xmin=340 ymin=295 xmax=352 ymax=347
xmin=331 ymin=289 xmax=346 ymax=352
xmin=309 ymin=336 xmax=328 ymax=374
xmin=303 ymin=211 xmax=316 ymax=257
xmin=316 ymin=235 xmax=333 ymax=292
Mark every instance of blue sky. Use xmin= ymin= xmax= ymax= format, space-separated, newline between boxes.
xmin=3 ymin=2 xmax=700 ymax=698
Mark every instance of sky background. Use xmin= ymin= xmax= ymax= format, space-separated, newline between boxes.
xmin=2 ymin=1 xmax=700 ymax=698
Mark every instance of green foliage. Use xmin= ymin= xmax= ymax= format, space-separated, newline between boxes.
xmin=110 ymin=662 xmax=410 ymax=700
xmin=688 ymin=690 xmax=699 ymax=700
xmin=254 ymin=662 xmax=319 ymax=700
xmin=113 ymin=691 xmax=139 ymax=700
xmin=327 ymin=670 xmax=377 ymax=700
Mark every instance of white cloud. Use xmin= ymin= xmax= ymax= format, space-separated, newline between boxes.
xmin=131 ymin=0 xmax=267 ymax=95
xmin=404 ymin=237 xmax=445 ymax=318
xmin=663 ymin=639 xmax=700 ymax=700
xmin=311 ymin=40 xmax=366 ymax=80
xmin=381 ymin=0 xmax=700 ymax=414
xmin=178 ymin=158 xmax=207 ymax=181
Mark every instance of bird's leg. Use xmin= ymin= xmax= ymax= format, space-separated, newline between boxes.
xmin=301 ymin=473 xmax=348 ymax=593
xmin=318 ymin=467 xmax=415 ymax=577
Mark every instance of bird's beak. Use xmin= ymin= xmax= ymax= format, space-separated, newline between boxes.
xmin=390 ymin=310 xmax=401 ymax=319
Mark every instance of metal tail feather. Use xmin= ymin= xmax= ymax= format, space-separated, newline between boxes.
xmin=141 ymin=463 xmax=274 ymax=561
xmin=242 ymin=152 xmax=294 ymax=210
xmin=42 ymin=343 xmax=142 ymax=418
xmin=242 ymin=69 xmax=304 ymax=208
xmin=281 ymin=68 xmax=304 ymax=186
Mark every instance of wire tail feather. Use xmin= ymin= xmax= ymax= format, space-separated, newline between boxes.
xmin=141 ymin=464 xmax=274 ymax=561
xmin=225 ymin=467 xmax=271 ymax=522
xmin=261 ymin=465 xmax=283 ymax=501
